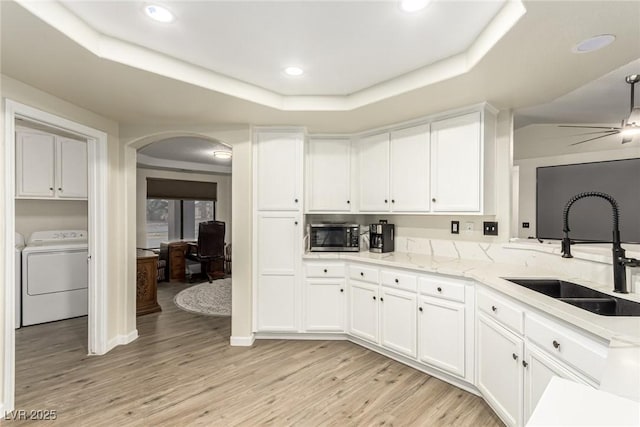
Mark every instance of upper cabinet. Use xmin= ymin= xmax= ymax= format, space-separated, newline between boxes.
xmin=16 ymin=129 xmax=87 ymax=200
xmin=358 ymin=133 xmax=390 ymax=212
xmin=256 ymin=131 xmax=303 ymax=211
xmin=306 ymin=138 xmax=352 ymax=212
xmin=305 ymin=103 xmax=497 ymax=215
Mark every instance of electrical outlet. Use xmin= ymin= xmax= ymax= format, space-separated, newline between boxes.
xmin=483 ymin=221 xmax=499 ymax=236
xmin=451 ymin=221 xmax=459 ymax=234
xmin=522 ymin=222 xmax=530 ymax=229
xmin=464 ymin=222 xmax=474 ymax=232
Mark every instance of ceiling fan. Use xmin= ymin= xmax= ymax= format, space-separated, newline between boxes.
xmin=560 ymin=74 xmax=640 ymax=146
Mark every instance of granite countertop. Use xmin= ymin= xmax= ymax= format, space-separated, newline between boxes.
xmin=303 ymin=251 xmax=640 ymax=346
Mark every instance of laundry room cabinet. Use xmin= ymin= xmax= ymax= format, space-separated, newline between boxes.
xmin=15 ymin=129 xmax=87 ymax=200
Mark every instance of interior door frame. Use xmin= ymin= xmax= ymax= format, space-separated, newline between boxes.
xmin=2 ymin=99 xmax=109 ymax=412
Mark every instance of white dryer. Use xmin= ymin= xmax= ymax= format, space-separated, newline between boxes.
xmin=21 ymin=230 xmax=88 ymax=326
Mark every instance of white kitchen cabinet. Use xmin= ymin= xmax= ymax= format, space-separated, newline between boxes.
xmin=255 ymin=212 xmax=301 ymax=331
xmin=256 ymin=131 xmax=303 ymax=211
xmin=418 ymin=295 xmax=465 ymax=377
xmin=389 ymin=125 xmax=430 ymax=212
xmin=523 ymin=345 xmax=587 ymax=423
xmin=430 ymin=109 xmax=496 ymax=214
xmin=477 ymin=313 xmax=524 ymax=427
xmin=306 ymin=138 xmax=352 ymax=212
xmin=349 ymin=280 xmax=379 ymax=343
xmin=380 ymin=287 xmax=417 ymax=358
xmin=358 ymin=133 xmax=390 ymax=212
xmin=304 ymin=279 xmax=345 ymax=332
xmin=16 ymin=130 xmax=87 ymax=199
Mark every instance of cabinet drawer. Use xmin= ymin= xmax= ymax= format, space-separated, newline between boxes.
xmin=381 ymin=269 xmax=417 ymax=292
xmin=305 ymin=263 xmax=346 ymax=278
xmin=477 ymin=289 xmax=524 ymax=335
xmin=419 ymin=275 xmax=465 ymax=302
xmin=526 ymin=314 xmax=608 ymax=384
xmin=349 ymin=265 xmax=379 ymax=284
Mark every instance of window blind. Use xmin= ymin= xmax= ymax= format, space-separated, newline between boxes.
xmin=146 ymin=178 xmax=217 ymax=201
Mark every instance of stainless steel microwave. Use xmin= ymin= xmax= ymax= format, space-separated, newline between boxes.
xmin=309 ymin=224 xmax=360 ymax=252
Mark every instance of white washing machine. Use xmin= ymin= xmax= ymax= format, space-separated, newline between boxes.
xmin=15 ymin=232 xmax=25 ymax=329
xmin=21 ymin=230 xmax=88 ymax=326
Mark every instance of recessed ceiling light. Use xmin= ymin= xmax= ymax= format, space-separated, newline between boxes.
xmin=213 ymin=151 xmax=232 ymax=160
xmin=144 ymin=4 xmax=174 ymax=23
xmin=284 ymin=66 xmax=304 ymax=77
xmin=400 ymin=0 xmax=431 ymax=13
xmin=572 ymin=34 xmax=615 ymax=54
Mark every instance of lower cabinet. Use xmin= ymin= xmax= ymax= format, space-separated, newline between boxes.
xmin=349 ymin=280 xmax=379 ymax=343
xmin=380 ymin=287 xmax=417 ymax=358
xmin=477 ymin=313 xmax=524 ymax=427
xmin=418 ymin=295 xmax=465 ymax=377
xmin=257 ymin=275 xmax=297 ymax=331
xmin=304 ymin=279 xmax=345 ymax=332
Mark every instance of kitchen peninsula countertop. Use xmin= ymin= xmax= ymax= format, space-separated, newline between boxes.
xmin=303 ymin=250 xmax=640 ymax=346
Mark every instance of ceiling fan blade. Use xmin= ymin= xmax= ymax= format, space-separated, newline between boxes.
xmin=621 ymin=136 xmax=633 ymax=144
xmin=569 ymin=132 xmax=620 ymax=146
xmin=559 ymin=125 xmax=621 ymax=130
xmin=565 ymin=130 xmax=621 ymax=137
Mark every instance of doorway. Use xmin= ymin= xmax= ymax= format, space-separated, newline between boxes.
xmin=3 ymin=100 xmax=109 ymax=412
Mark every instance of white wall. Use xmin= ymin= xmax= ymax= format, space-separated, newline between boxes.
xmin=514 ymin=124 xmax=640 ymax=238
xmin=135 ymin=168 xmax=232 ymax=247
xmin=15 ymin=200 xmax=87 ymax=240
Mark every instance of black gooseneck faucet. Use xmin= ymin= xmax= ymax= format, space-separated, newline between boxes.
xmin=561 ymin=191 xmax=640 ymax=293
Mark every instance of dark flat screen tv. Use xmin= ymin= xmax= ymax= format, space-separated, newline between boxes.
xmin=536 ymin=158 xmax=640 ymax=243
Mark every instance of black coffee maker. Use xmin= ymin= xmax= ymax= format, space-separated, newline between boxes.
xmin=369 ymin=221 xmax=394 ymax=253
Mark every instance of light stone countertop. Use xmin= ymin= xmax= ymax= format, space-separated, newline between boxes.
xmin=303 ymin=250 xmax=640 ymax=346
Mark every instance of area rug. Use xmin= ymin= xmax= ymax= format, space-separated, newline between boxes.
xmin=174 ymin=278 xmax=231 ymax=316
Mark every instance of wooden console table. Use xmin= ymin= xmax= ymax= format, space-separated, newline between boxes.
xmin=136 ymin=249 xmax=162 ymax=316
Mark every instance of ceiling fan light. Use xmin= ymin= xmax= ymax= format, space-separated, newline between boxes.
xmin=627 ymin=107 xmax=640 ymax=126
xmin=571 ymin=34 xmax=615 ymax=54
xmin=621 ymin=125 xmax=640 ymax=138
xmin=400 ymin=0 xmax=431 ymax=13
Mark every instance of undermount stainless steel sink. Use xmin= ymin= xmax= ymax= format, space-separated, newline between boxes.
xmin=503 ymin=278 xmax=640 ymax=316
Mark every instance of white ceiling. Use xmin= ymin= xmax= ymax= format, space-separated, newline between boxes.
xmin=60 ymin=0 xmax=506 ymax=96
xmin=1 ymin=1 xmax=640 ymax=133
xmin=139 ymin=136 xmax=231 ymax=166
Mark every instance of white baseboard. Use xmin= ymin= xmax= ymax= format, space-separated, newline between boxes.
xmin=106 ymin=329 xmax=139 ymax=353
xmin=230 ymin=335 xmax=255 ymax=347
xmin=256 ymin=332 xmax=348 ymax=341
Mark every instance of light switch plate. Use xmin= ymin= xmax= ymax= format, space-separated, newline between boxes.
xmin=451 ymin=221 xmax=459 ymax=234
xmin=483 ymin=221 xmax=499 ymax=236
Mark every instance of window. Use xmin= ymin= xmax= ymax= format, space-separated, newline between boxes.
xmin=145 ymin=199 xmax=216 ymax=248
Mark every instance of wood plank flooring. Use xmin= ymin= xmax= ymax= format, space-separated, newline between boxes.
xmin=10 ymin=280 xmax=502 ymax=426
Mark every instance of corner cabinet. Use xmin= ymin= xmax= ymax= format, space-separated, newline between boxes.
xmin=16 ymin=129 xmax=87 ymax=199
xmin=253 ymin=130 xmax=304 ymax=332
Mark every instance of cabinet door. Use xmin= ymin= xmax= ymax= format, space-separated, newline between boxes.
xmin=380 ymin=287 xmax=417 ymax=358
xmin=256 ymin=132 xmax=302 ymax=211
xmin=304 ymin=280 xmax=345 ymax=332
xmin=418 ymin=295 xmax=465 ymax=377
xmin=390 ymin=125 xmax=430 ymax=212
xmin=307 ymin=138 xmax=351 ymax=212
xmin=256 ymin=213 xmax=301 ymax=331
xmin=57 ymin=137 xmax=87 ymax=198
xmin=358 ymin=133 xmax=389 ymax=212
xmin=349 ymin=281 xmax=378 ymax=343
xmin=16 ymin=131 xmax=55 ymax=198
xmin=430 ymin=112 xmax=481 ymax=212
xmin=477 ymin=314 xmax=524 ymax=427
xmin=524 ymin=345 xmax=587 ymax=423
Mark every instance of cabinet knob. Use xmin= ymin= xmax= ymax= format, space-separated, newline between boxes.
xmin=437 ymin=287 xmax=442 ymax=293
xmin=418 ymin=307 xmax=423 ymax=312
xmin=395 ymin=278 xmax=399 ymax=284
xmin=384 ymin=199 xmax=388 ymax=203
xmin=391 ymin=199 xmax=395 ymax=203
xmin=324 ymin=269 xmax=327 ymax=273
xmin=512 ymin=353 xmax=518 ymax=361
xmin=522 ymin=360 xmax=529 ymax=368
xmin=49 ymin=187 xmax=54 ymax=191
xmin=491 ymin=305 xmax=497 ymax=312
xmin=432 ymin=198 xmax=436 ymax=203
xmin=372 ymin=296 xmax=376 ymax=300
xmin=294 ymin=221 xmax=298 ymax=225
xmin=347 ymin=200 xmax=350 ymax=204
xmin=552 ymin=340 xmax=560 ymax=349
xmin=58 ymin=188 xmax=62 ymax=191
xmin=360 ymin=272 xmax=364 ymax=277
xmin=340 ymin=288 xmax=344 ymax=293
xmin=295 ymin=198 xmax=298 ymax=203
xmin=380 ymin=297 xmax=384 ymax=302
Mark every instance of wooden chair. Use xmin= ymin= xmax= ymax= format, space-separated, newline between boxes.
xmin=224 ymin=243 xmax=232 ymax=274
xmin=186 ymin=221 xmax=225 ymax=283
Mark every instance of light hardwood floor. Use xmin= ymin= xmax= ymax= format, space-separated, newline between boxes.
xmin=11 ymin=280 xmax=502 ymax=426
